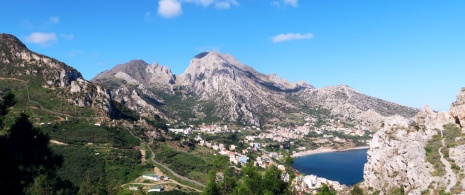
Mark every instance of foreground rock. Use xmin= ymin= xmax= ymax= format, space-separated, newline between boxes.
xmin=363 ymin=88 xmax=465 ymax=194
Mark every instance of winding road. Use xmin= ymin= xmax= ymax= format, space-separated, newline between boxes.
xmin=125 ymin=128 xmax=205 ymax=189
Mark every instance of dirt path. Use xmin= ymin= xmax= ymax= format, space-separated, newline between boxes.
xmin=123 ymin=178 xmax=202 ymax=192
xmin=140 ymin=149 xmax=146 ymax=163
xmin=439 ymin=130 xmax=456 ymax=192
xmin=125 ymin=129 xmax=204 ymax=190
xmin=50 ymin=139 xmax=68 ymax=145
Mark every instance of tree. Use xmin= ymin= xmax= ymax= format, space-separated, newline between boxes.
xmin=241 ymin=162 xmax=263 ymax=195
xmin=219 ymin=167 xmax=237 ymax=194
xmin=203 ymin=171 xmax=220 ymax=195
xmin=0 ymin=91 xmax=16 ymax=115
xmin=316 ymin=184 xmax=336 ymax=195
xmin=78 ymin=174 xmax=92 ymax=195
xmin=263 ymin=165 xmax=287 ymax=194
xmin=212 ymin=155 xmax=229 ymax=171
xmin=0 ymin=114 xmax=63 ymax=194
xmin=351 ymin=185 xmax=364 ymax=195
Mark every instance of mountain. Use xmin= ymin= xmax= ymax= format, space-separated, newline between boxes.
xmin=0 ymin=33 xmax=113 ymax=118
xmin=93 ymin=51 xmax=419 ymax=127
xmin=362 ymin=88 xmax=465 ymax=194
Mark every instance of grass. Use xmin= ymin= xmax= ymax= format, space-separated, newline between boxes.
xmin=425 ymin=132 xmax=446 ymax=177
xmin=142 ymin=143 xmax=204 ymax=191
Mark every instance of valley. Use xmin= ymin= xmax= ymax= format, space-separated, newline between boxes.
xmin=1 ymin=32 xmax=465 ymax=194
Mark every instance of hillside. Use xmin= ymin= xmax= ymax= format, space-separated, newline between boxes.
xmin=0 ymin=33 xmax=113 ymax=119
xmin=0 ymin=33 xmax=165 ymax=194
xmin=93 ymin=51 xmax=419 ymax=128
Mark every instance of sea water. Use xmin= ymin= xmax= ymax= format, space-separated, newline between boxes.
xmin=292 ymin=148 xmax=368 ymax=186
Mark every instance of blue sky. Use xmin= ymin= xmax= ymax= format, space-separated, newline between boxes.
xmin=1 ymin=0 xmax=464 ymax=111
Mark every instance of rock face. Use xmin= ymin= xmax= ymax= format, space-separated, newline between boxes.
xmin=297 ymin=85 xmax=419 ymax=127
xmin=176 ymin=52 xmax=313 ymax=125
xmin=92 ymin=60 xmax=175 ymax=120
xmin=362 ymin=89 xmax=465 ymax=194
xmin=450 ymin=87 xmax=465 ymax=128
xmin=93 ymin=60 xmax=175 ymax=89
xmin=0 ymin=33 xmax=113 ymax=118
xmin=93 ymin=51 xmax=420 ymax=126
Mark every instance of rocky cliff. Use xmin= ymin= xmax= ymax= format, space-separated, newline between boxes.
xmin=362 ymin=88 xmax=465 ymax=194
xmin=0 ymin=33 xmax=113 ymax=118
xmin=93 ymin=51 xmax=419 ymax=127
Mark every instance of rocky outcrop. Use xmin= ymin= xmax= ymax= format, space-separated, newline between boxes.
xmin=362 ymin=110 xmax=440 ymax=194
xmin=450 ymin=87 xmax=465 ymax=128
xmin=0 ymin=33 xmax=113 ymax=118
xmin=0 ymin=34 xmax=82 ymax=88
xmin=362 ymin=91 xmax=464 ymax=194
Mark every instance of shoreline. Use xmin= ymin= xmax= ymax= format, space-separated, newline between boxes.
xmin=291 ymin=146 xmax=369 ymax=158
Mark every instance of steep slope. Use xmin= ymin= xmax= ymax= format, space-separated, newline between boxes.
xmin=93 ymin=60 xmax=175 ymax=88
xmin=92 ymin=60 xmax=175 ymax=120
xmin=0 ymin=33 xmax=113 ymax=118
xmin=175 ymin=52 xmax=313 ymax=125
xmin=93 ymin=51 xmax=419 ymax=127
xmin=296 ymin=85 xmax=419 ymax=127
xmin=362 ymin=88 xmax=465 ymax=194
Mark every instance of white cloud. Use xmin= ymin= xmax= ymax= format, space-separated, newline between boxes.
xmin=156 ymin=0 xmax=238 ymax=18
xmin=272 ymin=0 xmax=298 ymax=8
xmin=284 ymin=0 xmax=298 ymax=7
xmin=158 ymin=0 xmax=182 ymax=18
xmin=25 ymin=32 xmax=57 ymax=45
xmin=49 ymin=16 xmax=60 ymax=24
xmin=214 ymin=0 xmax=239 ymax=9
xmin=61 ymin=34 xmax=74 ymax=40
xmin=185 ymin=0 xmax=214 ymax=7
xmin=271 ymin=33 xmax=313 ymax=43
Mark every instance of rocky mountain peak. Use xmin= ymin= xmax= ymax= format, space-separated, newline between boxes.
xmin=92 ymin=59 xmax=175 ymax=88
xmin=0 ymin=33 xmax=28 ymax=52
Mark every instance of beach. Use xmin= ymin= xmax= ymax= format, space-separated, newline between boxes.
xmin=291 ymin=146 xmax=369 ymax=158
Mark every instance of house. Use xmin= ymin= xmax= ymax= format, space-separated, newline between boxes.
xmin=230 ymin=145 xmax=236 ymax=151
xmin=148 ymin=185 xmax=164 ymax=192
xmin=251 ymin=143 xmax=261 ymax=149
xmin=238 ymin=155 xmax=248 ymax=164
xmin=129 ymin=185 xmax=139 ymax=191
xmin=142 ymin=174 xmax=160 ymax=181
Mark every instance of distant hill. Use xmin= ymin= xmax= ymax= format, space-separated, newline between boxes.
xmin=93 ymin=51 xmax=419 ymax=128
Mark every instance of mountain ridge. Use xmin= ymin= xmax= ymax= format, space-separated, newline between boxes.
xmin=92 ymin=51 xmax=419 ymax=127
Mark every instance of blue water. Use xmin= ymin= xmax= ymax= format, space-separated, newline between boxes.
xmin=292 ymin=148 xmax=368 ymax=186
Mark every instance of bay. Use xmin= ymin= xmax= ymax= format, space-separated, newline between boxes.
xmin=291 ymin=148 xmax=368 ymax=186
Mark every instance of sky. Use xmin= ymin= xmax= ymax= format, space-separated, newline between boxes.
xmin=1 ymin=0 xmax=465 ymax=111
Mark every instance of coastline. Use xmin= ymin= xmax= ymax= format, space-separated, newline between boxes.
xmin=291 ymin=146 xmax=369 ymax=158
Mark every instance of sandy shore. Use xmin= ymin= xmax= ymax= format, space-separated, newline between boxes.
xmin=291 ymin=146 xmax=369 ymax=158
